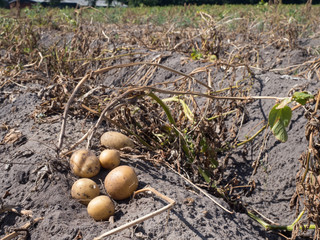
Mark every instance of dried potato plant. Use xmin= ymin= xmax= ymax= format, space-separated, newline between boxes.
xmin=1 ymin=4 xmax=320 ymax=238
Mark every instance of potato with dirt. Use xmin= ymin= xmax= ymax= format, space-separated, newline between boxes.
xmin=87 ymin=195 xmax=115 ymax=221
xmin=71 ymin=178 xmax=100 ymax=205
xmin=104 ymin=165 xmax=138 ymax=200
xmin=99 ymin=149 xmax=120 ymax=170
xmin=100 ymin=131 xmax=134 ymax=150
xmin=70 ymin=149 xmax=101 ymax=178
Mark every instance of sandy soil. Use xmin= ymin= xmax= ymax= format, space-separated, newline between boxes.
xmin=0 ymin=30 xmax=319 ymax=240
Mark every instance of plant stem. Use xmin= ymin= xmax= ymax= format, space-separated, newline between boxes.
xmin=247 ymin=209 xmax=315 ymax=231
xmin=148 ymin=92 xmax=177 ymax=127
xmin=301 ymin=132 xmax=313 ymax=183
xmin=148 ymin=92 xmax=192 ymax=160
xmin=313 ymin=90 xmax=320 ymax=114
xmin=206 ymin=109 xmax=238 ymax=121
xmin=81 ymin=103 xmax=156 ymax=150
xmin=237 ymin=124 xmax=267 ymax=147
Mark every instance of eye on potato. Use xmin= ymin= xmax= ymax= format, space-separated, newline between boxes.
xmin=87 ymin=195 xmax=115 ymax=221
xmin=99 ymin=149 xmax=120 ymax=170
xmin=70 ymin=149 xmax=101 ymax=178
xmin=104 ymin=165 xmax=138 ymax=200
xmin=100 ymin=131 xmax=134 ymax=150
xmin=71 ymin=178 xmax=100 ymax=205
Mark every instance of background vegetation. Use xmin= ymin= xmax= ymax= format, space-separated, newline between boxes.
xmin=116 ymin=0 xmax=320 ymax=6
xmin=0 ymin=0 xmax=319 ymax=9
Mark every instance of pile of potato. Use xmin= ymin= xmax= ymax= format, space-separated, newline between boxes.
xmin=69 ymin=131 xmax=138 ymax=221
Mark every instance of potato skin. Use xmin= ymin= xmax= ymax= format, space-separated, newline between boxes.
xmin=87 ymin=195 xmax=115 ymax=221
xmin=71 ymin=178 xmax=100 ymax=205
xmin=70 ymin=149 xmax=100 ymax=178
xmin=100 ymin=131 xmax=134 ymax=150
xmin=99 ymin=149 xmax=120 ymax=170
xmin=104 ymin=165 xmax=138 ymax=200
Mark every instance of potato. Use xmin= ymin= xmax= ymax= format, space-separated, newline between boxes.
xmin=71 ymin=178 xmax=100 ymax=205
xmin=87 ymin=195 xmax=115 ymax=221
xmin=99 ymin=149 xmax=120 ymax=170
xmin=70 ymin=149 xmax=100 ymax=178
xmin=100 ymin=131 xmax=134 ymax=150
xmin=104 ymin=165 xmax=138 ymax=200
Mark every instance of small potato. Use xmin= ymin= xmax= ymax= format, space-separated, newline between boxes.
xmin=70 ymin=149 xmax=100 ymax=178
xmin=104 ymin=165 xmax=138 ymax=200
xmin=100 ymin=131 xmax=134 ymax=150
xmin=99 ymin=149 xmax=120 ymax=170
xmin=71 ymin=178 xmax=100 ymax=205
xmin=87 ymin=195 xmax=115 ymax=221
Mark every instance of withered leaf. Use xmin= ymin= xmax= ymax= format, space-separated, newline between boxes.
xmin=1 ymin=129 xmax=23 ymax=144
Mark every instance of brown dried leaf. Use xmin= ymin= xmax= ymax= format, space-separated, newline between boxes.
xmin=1 ymin=129 xmax=22 ymax=144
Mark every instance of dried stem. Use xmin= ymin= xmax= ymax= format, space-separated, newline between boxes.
xmin=94 ymin=187 xmax=175 ymax=240
xmin=166 ymin=164 xmax=233 ymax=214
xmin=58 ymin=73 xmax=91 ymax=151
xmin=59 ymin=76 xmax=283 ymax=155
xmin=0 ymin=217 xmax=43 ymax=240
xmin=301 ymin=132 xmax=314 ymax=184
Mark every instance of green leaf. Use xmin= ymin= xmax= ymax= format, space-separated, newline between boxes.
xmin=209 ymin=54 xmax=217 ymax=61
xmin=271 ymin=119 xmax=288 ymax=142
xmin=191 ymin=48 xmax=203 ymax=60
xmin=281 ymin=106 xmax=292 ymax=127
xmin=268 ymin=104 xmax=292 ymax=142
xmin=268 ymin=104 xmax=279 ymax=127
xmin=292 ymin=92 xmax=314 ymax=105
xmin=276 ymin=97 xmax=292 ymax=109
xmin=210 ymin=158 xmax=219 ymax=169
xmin=199 ymin=137 xmax=208 ymax=153
xmin=198 ymin=167 xmax=210 ymax=183
xmin=162 ymin=96 xmax=194 ymax=122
